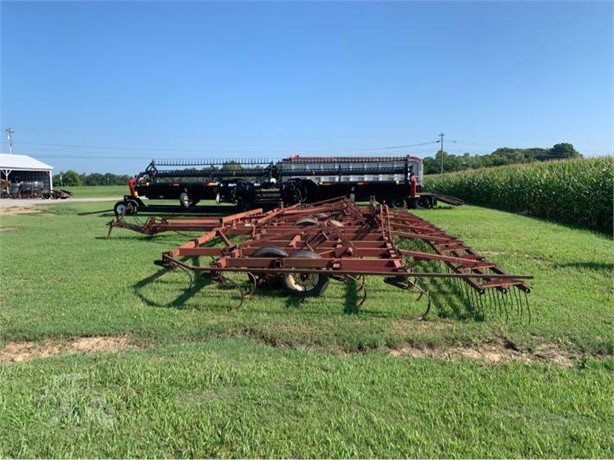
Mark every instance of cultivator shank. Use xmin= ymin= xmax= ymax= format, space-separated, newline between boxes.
xmin=115 ymin=197 xmax=532 ymax=317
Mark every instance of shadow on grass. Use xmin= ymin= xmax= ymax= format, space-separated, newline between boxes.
xmin=76 ymin=209 xmax=115 ymax=216
xmin=95 ymin=235 xmax=158 ymax=242
xmin=344 ymin=278 xmax=360 ymax=315
xmin=554 ymin=261 xmax=612 ymax=273
xmin=133 ymin=267 xmax=237 ymax=310
xmin=132 ymin=269 xmax=174 ymax=308
xmin=422 ymin=205 xmax=454 ymax=211
xmin=424 ymin=276 xmax=485 ymax=322
xmin=238 ymin=277 xmax=394 ymax=317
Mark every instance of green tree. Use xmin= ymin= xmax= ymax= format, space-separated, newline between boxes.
xmin=59 ymin=170 xmax=82 ymax=186
xmin=549 ymin=143 xmax=581 ymax=159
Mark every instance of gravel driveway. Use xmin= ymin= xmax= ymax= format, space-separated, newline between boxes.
xmin=0 ymin=197 xmax=119 ymax=208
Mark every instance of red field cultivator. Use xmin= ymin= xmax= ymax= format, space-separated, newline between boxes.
xmin=108 ymin=197 xmax=532 ymax=318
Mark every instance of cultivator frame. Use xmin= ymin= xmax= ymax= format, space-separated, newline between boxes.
xmin=110 ymin=197 xmax=532 ymax=318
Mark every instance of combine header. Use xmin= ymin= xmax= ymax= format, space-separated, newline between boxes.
xmin=110 ymin=197 xmax=531 ymax=318
xmin=115 ymin=155 xmax=463 ymax=215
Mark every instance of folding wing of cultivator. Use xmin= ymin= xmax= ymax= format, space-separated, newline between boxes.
xmin=111 ymin=197 xmax=532 ymax=318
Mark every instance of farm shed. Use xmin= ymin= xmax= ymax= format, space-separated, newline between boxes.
xmin=0 ymin=153 xmax=54 ymax=190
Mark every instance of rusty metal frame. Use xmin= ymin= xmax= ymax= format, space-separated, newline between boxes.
xmin=113 ymin=197 xmax=533 ymax=316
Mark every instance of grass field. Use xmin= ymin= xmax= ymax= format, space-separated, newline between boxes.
xmin=0 ymin=201 xmax=612 ymax=457
xmin=60 ymin=185 xmax=127 ymax=198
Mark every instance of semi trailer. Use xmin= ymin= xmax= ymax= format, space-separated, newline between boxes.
xmin=113 ymin=155 xmax=456 ymax=216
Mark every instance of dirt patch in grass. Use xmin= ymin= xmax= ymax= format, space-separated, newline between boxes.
xmin=390 ymin=339 xmax=575 ymax=367
xmin=0 ymin=206 xmax=39 ymax=216
xmin=0 ymin=226 xmax=19 ymax=232
xmin=1 ymin=336 xmax=136 ymax=363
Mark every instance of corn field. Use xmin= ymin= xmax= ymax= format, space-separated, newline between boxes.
xmin=423 ymin=157 xmax=614 ymax=233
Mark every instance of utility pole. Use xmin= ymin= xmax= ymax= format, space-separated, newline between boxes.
xmin=439 ymin=132 xmax=445 ymax=174
xmin=5 ymin=128 xmax=14 ymax=154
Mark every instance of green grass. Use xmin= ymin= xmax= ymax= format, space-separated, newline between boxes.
xmin=60 ymin=185 xmax=127 ymax=198
xmin=1 ymin=339 xmax=611 ymax=458
xmin=0 ymin=202 xmax=612 ymax=457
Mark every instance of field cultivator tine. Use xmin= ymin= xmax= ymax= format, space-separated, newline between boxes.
xmin=210 ymin=273 xmax=246 ymax=308
xmin=346 ymin=275 xmax=368 ymax=307
xmin=177 ymin=264 xmax=196 ymax=291
xmin=418 ymin=295 xmax=432 ymax=321
xmin=246 ymin=272 xmax=258 ymax=296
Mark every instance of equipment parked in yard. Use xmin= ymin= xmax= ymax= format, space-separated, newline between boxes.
xmin=41 ymin=188 xmax=72 ymax=199
xmin=113 ymin=155 xmax=463 ymax=216
xmin=109 ymin=197 xmax=530 ymax=318
xmin=0 ymin=180 xmax=71 ymax=199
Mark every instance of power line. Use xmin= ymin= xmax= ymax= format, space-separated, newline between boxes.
xmin=0 ymin=139 xmax=440 ymax=155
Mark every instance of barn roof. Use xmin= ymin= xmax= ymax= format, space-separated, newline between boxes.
xmin=0 ymin=153 xmax=53 ymax=171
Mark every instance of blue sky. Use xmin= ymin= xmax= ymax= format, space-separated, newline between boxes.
xmin=1 ymin=1 xmax=612 ymax=174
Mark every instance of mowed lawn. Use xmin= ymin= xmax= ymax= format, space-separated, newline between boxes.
xmin=0 ymin=201 xmax=612 ymax=458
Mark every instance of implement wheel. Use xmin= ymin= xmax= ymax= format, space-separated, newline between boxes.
xmin=296 ymin=217 xmax=319 ymax=227
xmin=114 ymin=200 xmax=136 ymax=217
xmin=250 ymin=246 xmax=288 ymax=288
xmin=114 ymin=201 xmax=127 ymax=216
xmin=283 ymin=250 xmax=329 ymax=297
xmin=126 ymin=199 xmax=139 ymax=215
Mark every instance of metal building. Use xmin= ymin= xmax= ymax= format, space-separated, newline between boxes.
xmin=0 ymin=153 xmax=54 ymax=190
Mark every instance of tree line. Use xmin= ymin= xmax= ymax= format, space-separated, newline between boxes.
xmin=55 ymin=171 xmax=130 ymax=187
xmin=56 ymin=143 xmax=582 ymax=186
xmin=423 ymin=143 xmax=581 ymax=175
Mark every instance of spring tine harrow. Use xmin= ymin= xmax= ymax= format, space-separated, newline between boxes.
xmin=115 ymin=197 xmax=532 ymax=318
xmin=209 ymin=273 xmax=246 ymax=308
xmin=345 ymin=275 xmax=368 ymax=307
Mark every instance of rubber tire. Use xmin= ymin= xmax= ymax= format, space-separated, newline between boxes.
xmin=296 ymin=217 xmax=319 ymax=227
xmin=114 ymin=201 xmax=128 ymax=217
xmin=251 ymin=246 xmax=289 ymax=258
xmin=283 ymin=249 xmax=329 ymax=297
xmin=179 ymin=192 xmax=191 ymax=209
xmin=126 ymin=199 xmax=139 ymax=216
xmin=250 ymin=246 xmax=289 ymax=288
xmin=390 ymin=198 xmax=407 ymax=209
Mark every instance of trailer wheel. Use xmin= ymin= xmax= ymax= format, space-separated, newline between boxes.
xmin=114 ymin=201 xmax=128 ymax=216
xmin=126 ymin=199 xmax=139 ymax=215
xmin=115 ymin=200 xmax=137 ymax=216
xmin=390 ymin=198 xmax=407 ymax=209
xmin=179 ymin=192 xmax=192 ymax=209
xmin=250 ymin=246 xmax=288 ymax=288
xmin=283 ymin=250 xmax=329 ymax=297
